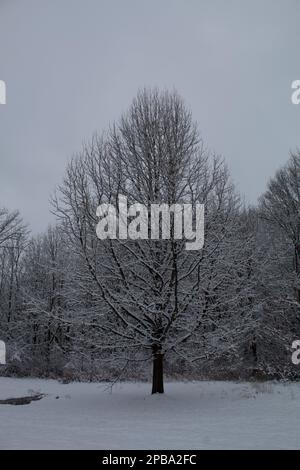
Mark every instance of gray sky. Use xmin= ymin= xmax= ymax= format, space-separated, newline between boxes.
xmin=0 ymin=0 xmax=300 ymax=233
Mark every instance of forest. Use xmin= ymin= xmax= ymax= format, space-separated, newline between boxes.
xmin=1 ymin=89 xmax=300 ymax=393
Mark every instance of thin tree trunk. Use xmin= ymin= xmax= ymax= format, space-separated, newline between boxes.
xmin=152 ymin=346 xmax=164 ymax=394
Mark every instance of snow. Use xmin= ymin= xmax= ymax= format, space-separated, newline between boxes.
xmin=1 ymin=378 xmax=300 ymax=449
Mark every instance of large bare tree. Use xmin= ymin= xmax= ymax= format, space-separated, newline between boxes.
xmin=53 ymin=89 xmax=253 ymax=393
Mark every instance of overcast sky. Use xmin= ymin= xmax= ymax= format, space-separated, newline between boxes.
xmin=0 ymin=0 xmax=299 ymax=233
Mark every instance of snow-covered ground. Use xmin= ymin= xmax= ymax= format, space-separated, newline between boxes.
xmin=1 ymin=378 xmax=300 ymax=449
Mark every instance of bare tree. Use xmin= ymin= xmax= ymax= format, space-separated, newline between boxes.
xmin=0 ymin=208 xmax=25 ymax=248
xmin=260 ymin=150 xmax=300 ymax=300
xmin=53 ymin=89 xmax=253 ymax=393
xmin=0 ymin=214 xmax=27 ymax=367
xmin=21 ymin=226 xmax=70 ymax=373
xmin=258 ymin=151 xmax=300 ymax=377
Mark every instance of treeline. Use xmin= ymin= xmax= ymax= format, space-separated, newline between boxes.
xmin=1 ymin=89 xmax=300 ymax=390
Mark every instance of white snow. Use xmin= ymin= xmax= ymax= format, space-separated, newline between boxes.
xmin=0 ymin=378 xmax=300 ymax=449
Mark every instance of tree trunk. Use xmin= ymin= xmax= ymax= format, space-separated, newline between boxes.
xmin=152 ymin=347 xmax=164 ymax=394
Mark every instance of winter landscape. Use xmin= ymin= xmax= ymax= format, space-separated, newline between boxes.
xmin=1 ymin=0 xmax=300 ymax=453
xmin=2 ymin=378 xmax=300 ymax=450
